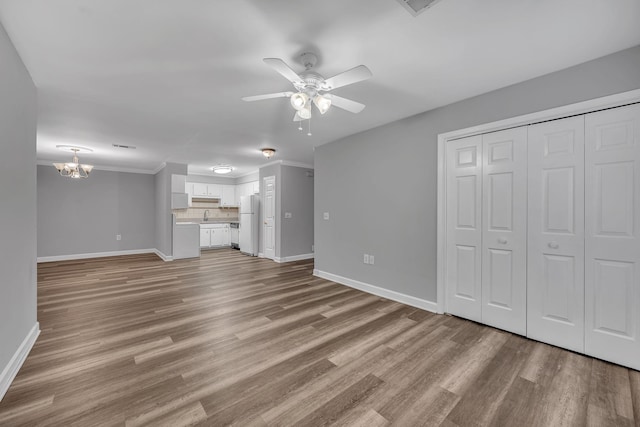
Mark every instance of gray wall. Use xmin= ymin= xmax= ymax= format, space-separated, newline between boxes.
xmin=235 ymin=171 xmax=259 ymax=185
xmin=37 ymin=166 xmax=156 ymax=258
xmin=259 ymin=163 xmax=281 ymax=257
xmin=281 ymin=166 xmax=314 ymax=258
xmin=155 ymin=162 xmax=187 ymax=257
xmin=315 ymin=44 xmax=640 ymax=303
xmin=0 ymin=22 xmax=38 ymax=384
xmin=186 ymin=174 xmax=236 ymax=185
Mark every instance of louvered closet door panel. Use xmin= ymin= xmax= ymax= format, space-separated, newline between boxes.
xmin=481 ymin=127 xmax=528 ymax=335
xmin=527 ymin=116 xmax=585 ymax=352
xmin=446 ymin=135 xmax=483 ymax=322
xmin=585 ymin=103 xmax=640 ymax=370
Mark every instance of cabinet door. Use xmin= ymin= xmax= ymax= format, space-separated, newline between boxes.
xmin=252 ymin=181 xmax=260 ymax=194
xmin=193 ymin=183 xmax=208 ymax=197
xmin=446 ymin=135 xmax=483 ymax=323
xmin=585 ymin=103 xmax=640 ymax=370
xmin=185 ymin=183 xmax=193 ymax=207
xmin=199 ymin=228 xmax=210 ymax=248
xmin=211 ymin=228 xmax=223 ymax=246
xmin=222 ymin=185 xmax=235 ymax=206
xmin=207 ymin=184 xmax=222 ymax=198
xmin=527 ymin=116 xmax=585 ymax=352
xmin=223 ymin=227 xmax=230 ymax=246
xmin=481 ymin=127 xmax=527 ymax=335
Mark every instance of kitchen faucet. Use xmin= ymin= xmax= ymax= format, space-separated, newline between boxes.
xmin=203 ymin=210 xmax=210 ymax=221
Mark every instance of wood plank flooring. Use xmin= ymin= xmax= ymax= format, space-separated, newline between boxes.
xmin=1 ymin=249 xmax=639 ymax=426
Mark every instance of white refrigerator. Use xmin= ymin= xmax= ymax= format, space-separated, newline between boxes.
xmin=239 ymin=194 xmax=259 ymax=256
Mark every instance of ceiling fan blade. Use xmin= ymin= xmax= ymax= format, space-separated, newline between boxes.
xmin=325 ymin=94 xmax=366 ymax=114
xmin=263 ymin=58 xmax=304 ymax=84
xmin=241 ymin=91 xmax=293 ymax=102
xmin=322 ymin=65 xmax=372 ymax=90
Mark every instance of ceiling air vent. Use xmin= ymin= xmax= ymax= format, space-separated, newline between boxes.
xmin=395 ymin=0 xmax=444 ymax=16
xmin=112 ymin=144 xmax=136 ymax=149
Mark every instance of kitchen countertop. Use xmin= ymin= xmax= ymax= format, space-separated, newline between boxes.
xmin=177 ymin=218 xmax=239 ymax=225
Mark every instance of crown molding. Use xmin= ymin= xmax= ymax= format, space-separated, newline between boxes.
xmin=259 ymin=160 xmax=314 ymax=170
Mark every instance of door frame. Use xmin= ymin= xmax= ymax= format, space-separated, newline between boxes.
xmin=436 ymin=88 xmax=640 ymax=314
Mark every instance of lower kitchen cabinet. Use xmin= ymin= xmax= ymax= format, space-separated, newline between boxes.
xmin=200 ymin=224 xmax=230 ymax=248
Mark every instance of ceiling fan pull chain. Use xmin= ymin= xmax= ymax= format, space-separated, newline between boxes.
xmin=307 ymin=118 xmax=312 ymax=136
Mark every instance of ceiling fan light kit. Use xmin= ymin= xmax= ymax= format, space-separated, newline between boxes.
xmin=242 ymin=52 xmax=372 ymax=132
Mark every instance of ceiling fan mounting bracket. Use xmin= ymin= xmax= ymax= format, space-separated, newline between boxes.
xmin=299 ymin=52 xmax=317 ymax=70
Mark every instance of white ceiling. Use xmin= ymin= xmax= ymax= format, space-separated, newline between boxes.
xmin=1 ymin=0 xmax=639 ymax=177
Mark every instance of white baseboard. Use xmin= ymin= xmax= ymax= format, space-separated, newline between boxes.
xmin=153 ymin=250 xmax=173 ymax=262
xmin=274 ymin=253 xmax=315 ymax=263
xmin=313 ymin=269 xmax=439 ymax=314
xmin=1 ymin=322 xmax=40 ymax=401
xmin=258 ymin=252 xmax=264 ymax=258
xmin=37 ymin=248 xmax=157 ymax=263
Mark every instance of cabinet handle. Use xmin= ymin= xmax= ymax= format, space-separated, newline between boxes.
xmin=497 ymin=238 xmax=508 ymax=244
xmin=548 ymin=241 xmax=559 ymax=249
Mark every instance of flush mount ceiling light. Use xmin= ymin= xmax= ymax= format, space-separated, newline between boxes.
xmin=211 ymin=165 xmax=234 ymax=174
xmin=262 ymin=148 xmax=276 ymax=159
xmin=53 ymin=145 xmax=94 ymax=179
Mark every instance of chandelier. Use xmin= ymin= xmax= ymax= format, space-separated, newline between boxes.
xmin=53 ymin=146 xmax=94 ymax=179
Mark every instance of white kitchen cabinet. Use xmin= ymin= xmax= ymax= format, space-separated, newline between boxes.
xmin=193 ymin=183 xmax=208 ymax=197
xmin=185 ymin=183 xmax=194 ymax=207
xmin=252 ymin=180 xmax=260 ymax=194
xmin=200 ymin=224 xmax=230 ymax=248
xmin=207 ymin=184 xmax=222 ymax=198
xmin=200 ymin=228 xmax=211 ymax=248
xmin=221 ymin=185 xmax=236 ymax=207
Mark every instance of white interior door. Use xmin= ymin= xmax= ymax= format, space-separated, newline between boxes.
xmin=527 ymin=116 xmax=585 ymax=352
xmin=446 ymin=135 xmax=483 ymax=322
xmin=263 ymin=176 xmax=276 ymax=260
xmin=481 ymin=127 xmax=528 ymax=335
xmin=585 ymin=103 xmax=640 ymax=370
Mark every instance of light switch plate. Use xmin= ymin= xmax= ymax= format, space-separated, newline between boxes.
xmin=323 ymin=212 xmax=330 ymax=220
xmin=369 ymin=255 xmax=375 ymax=265
xmin=363 ymin=254 xmax=369 ymax=264
xmin=284 ymin=212 xmax=292 ymax=219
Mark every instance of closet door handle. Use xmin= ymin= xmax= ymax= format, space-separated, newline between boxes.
xmin=497 ymin=238 xmax=508 ymax=244
xmin=548 ymin=241 xmax=559 ymax=249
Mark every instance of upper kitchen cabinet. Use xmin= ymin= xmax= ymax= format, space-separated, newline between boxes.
xmin=207 ymin=184 xmax=222 ymax=198
xmin=192 ymin=183 xmax=222 ymax=199
xmin=221 ymin=185 xmax=236 ymax=207
xmin=252 ymin=181 xmax=260 ymax=194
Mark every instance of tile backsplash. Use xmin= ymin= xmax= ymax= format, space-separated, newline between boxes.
xmin=173 ymin=199 xmax=238 ymax=219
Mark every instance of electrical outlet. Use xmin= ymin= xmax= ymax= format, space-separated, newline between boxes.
xmin=369 ymin=255 xmax=375 ymax=265
xmin=116 ymin=234 xmax=122 ymax=241
xmin=363 ymin=254 xmax=369 ymax=264
xmin=323 ymin=212 xmax=330 ymax=220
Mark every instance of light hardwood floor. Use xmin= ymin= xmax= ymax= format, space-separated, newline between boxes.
xmin=1 ymin=249 xmax=639 ymax=426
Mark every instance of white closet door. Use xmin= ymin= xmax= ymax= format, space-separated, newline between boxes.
xmin=480 ymin=127 xmax=528 ymax=335
xmin=446 ymin=135 xmax=483 ymax=322
xmin=527 ymin=116 xmax=585 ymax=352
xmin=585 ymin=103 xmax=640 ymax=370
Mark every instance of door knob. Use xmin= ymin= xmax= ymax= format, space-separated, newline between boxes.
xmin=497 ymin=238 xmax=508 ymax=244
xmin=548 ymin=241 xmax=559 ymax=249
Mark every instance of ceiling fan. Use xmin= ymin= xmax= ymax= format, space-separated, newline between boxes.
xmin=242 ymin=52 xmax=372 ymax=122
